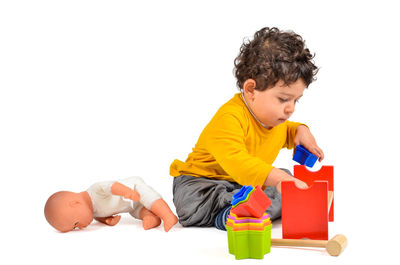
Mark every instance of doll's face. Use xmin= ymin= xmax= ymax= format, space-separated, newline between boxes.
xmin=44 ymin=191 xmax=93 ymax=232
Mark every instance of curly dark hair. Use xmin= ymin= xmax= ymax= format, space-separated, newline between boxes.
xmin=234 ymin=27 xmax=318 ymax=91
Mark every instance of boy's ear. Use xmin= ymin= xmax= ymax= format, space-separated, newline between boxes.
xmin=243 ymin=79 xmax=257 ymax=98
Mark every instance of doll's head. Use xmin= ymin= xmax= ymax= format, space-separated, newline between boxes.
xmin=44 ymin=191 xmax=93 ymax=232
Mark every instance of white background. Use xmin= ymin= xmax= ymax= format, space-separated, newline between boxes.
xmin=1 ymin=0 xmax=399 ymax=264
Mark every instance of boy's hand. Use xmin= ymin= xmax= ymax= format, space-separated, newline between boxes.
xmin=276 ymin=177 xmax=308 ymax=193
xmin=264 ymin=168 xmax=308 ymax=193
xmin=294 ymin=125 xmax=324 ymax=162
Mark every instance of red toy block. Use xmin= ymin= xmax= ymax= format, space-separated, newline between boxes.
xmin=231 ymin=186 xmax=272 ymax=218
xmin=281 ymin=181 xmax=329 ymax=240
xmin=294 ymin=165 xmax=334 ymax=221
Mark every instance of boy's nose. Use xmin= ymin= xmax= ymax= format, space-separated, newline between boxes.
xmin=285 ymin=102 xmax=295 ymax=115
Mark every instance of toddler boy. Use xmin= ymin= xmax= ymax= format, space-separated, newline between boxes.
xmin=170 ymin=27 xmax=324 ymax=230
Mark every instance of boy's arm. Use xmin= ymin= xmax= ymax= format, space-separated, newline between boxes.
xmin=111 ymin=182 xmax=140 ymax=201
xmin=284 ymin=121 xmax=306 ymax=149
xmin=206 ymin=114 xmax=310 ymax=190
xmin=205 ymin=113 xmax=274 ymax=187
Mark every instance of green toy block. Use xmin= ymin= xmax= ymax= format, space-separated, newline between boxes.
xmin=227 ymin=224 xmax=272 ymax=259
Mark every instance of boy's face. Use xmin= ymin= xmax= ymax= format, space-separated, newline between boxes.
xmin=243 ymin=79 xmax=306 ymax=129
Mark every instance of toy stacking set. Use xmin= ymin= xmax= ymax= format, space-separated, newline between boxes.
xmin=292 ymin=145 xmax=319 ymax=167
xmin=226 ymin=145 xmax=348 ymax=259
xmin=226 ymin=185 xmax=272 ymax=259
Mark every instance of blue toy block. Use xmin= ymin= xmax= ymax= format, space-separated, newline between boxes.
xmin=231 ymin=186 xmax=254 ymax=206
xmin=292 ymin=145 xmax=318 ymax=167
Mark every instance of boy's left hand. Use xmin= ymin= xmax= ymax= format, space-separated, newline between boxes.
xmin=294 ymin=125 xmax=324 ymax=162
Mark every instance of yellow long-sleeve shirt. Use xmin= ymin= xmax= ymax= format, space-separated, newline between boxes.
xmin=170 ymin=93 xmax=303 ymax=187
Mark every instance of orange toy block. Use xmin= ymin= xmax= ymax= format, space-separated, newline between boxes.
xmin=294 ymin=165 xmax=334 ymax=221
xmin=281 ymin=181 xmax=329 ymax=240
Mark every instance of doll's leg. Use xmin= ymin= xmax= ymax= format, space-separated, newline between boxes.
xmin=148 ymin=199 xmax=178 ymax=232
xmin=140 ymin=207 xmax=162 ymax=230
xmin=130 ymin=204 xmax=161 ymax=230
xmin=134 ymin=182 xmax=177 ymax=232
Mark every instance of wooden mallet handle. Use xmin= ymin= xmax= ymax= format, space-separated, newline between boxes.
xmin=271 ymin=234 xmax=347 ymax=256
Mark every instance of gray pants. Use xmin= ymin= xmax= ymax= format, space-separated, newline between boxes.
xmin=172 ymin=172 xmax=289 ymax=227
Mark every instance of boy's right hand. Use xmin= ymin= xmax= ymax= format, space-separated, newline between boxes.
xmin=276 ymin=177 xmax=308 ymax=193
xmin=264 ymin=168 xmax=308 ymax=193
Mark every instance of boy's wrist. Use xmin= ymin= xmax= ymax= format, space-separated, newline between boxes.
xmin=263 ymin=168 xmax=293 ymax=188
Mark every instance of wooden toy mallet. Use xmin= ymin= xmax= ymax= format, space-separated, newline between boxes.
xmin=271 ymin=234 xmax=348 ymax=256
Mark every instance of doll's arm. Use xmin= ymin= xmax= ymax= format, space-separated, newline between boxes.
xmin=111 ymin=182 xmax=140 ymax=201
xmin=95 ymin=215 xmax=121 ymax=226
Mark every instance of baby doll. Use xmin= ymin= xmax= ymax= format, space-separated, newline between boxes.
xmin=44 ymin=176 xmax=178 ymax=232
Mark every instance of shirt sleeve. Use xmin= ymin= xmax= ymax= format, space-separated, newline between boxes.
xmin=284 ymin=121 xmax=306 ymax=149
xmin=204 ymin=113 xmax=274 ymax=187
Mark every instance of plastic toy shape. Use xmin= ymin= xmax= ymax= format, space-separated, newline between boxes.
xmin=226 ymin=220 xmax=271 ymax=231
xmin=231 ymin=185 xmax=272 ymax=218
xmin=293 ymin=145 xmax=318 ymax=167
xmin=227 ymin=224 xmax=270 ymax=232
xmin=227 ymin=213 xmax=271 ymax=231
xmin=227 ymin=224 xmax=272 ymax=259
xmin=227 ymin=217 xmax=271 ymax=230
xmin=228 ymin=212 xmax=270 ymax=223
xmin=281 ymin=180 xmax=329 ymax=240
xmin=294 ymin=165 xmax=334 ymax=221
xmin=231 ymin=186 xmax=255 ymax=207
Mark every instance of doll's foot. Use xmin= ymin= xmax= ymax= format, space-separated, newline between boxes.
xmin=162 ymin=215 xmax=178 ymax=232
xmin=139 ymin=207 xmax=161 ymax=230
xmin=150 ymin=199 xmax=178 ymax=232
xmin=142 ymin=215 xmax=162 ymax=230
xmin=95 ymin=215 xmax=121 ymax=226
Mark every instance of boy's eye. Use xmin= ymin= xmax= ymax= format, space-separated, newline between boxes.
xmin=279 ymin=97 xmax=289 ymax=103
xmin=73 ymin=222 xmax=79 ymax=229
